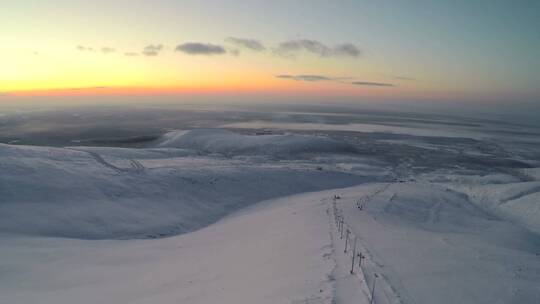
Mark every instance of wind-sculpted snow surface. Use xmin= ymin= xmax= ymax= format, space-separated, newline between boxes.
xmin=0 ymin=141 xmax=367 ymax=239
xmin=444 ymin=179 xmax=540 ymax=235
xmin=420 ymin=170 xmax=540 ymax=235
xmin=157 ymin=129 xmax=356 ymax=157
xmin=335 ymin=183 xmax=540 ymax=304
xmin=0 ymin=190 xmax=338 ymax=304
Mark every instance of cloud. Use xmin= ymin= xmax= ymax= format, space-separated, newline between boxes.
xmin=274 ymin=39 xmax=361 ymax=58
xmin=277 ymin=74 xmax=395 ymax=87
xmin=77 ymin=45 xmax=115 ymax=54
xmin=142 ymin=44 xmax=163 ymax=56
xmin=275 ymin=39 xmax=331 ymax=57
xmin=351 ymin=81 xmax=395 ymax=87
xmin=393 ymin=75 xmax=415 ymax=81
xmin=276 ymin=74 xmax=354 ymax=82
xmin=76 ymin=45 xmax=94 ymax=52
xmin=276 ymin=74 xmax=334 ymax=81
xmin=66 ymin=86 xmax=108 ymax=91
xmin=226 ymin=37 xmax=265 ymax=51
xmin=334 ymin=43 xmax=361 ymax=57
xmin=101 ymin=47 xmax=116 ymax=54
xmin=175 ymin=42 xmax=226 ymax=55
xmin=124 ymin=52 xmax=139 ymax=57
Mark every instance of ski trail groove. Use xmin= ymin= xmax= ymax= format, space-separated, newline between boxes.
xmin=68 ymin=148 xmax=145 ymax=174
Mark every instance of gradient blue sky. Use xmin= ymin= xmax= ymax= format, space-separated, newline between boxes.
xmin=1 ymin=0 xmax=539 ymax=104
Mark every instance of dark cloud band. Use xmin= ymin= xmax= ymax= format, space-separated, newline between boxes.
xmin=176 ymin=43 xmax=226 ymax=55
xmin=277 ymin=74 xmax=395 ymax=87
xmin=226 ymin=37 xmax=265 ymax=51
xmin=276 ymin=74 xmax=333 ymax=81
xmin=351 ymin=81 xmax=395 ymax=87
xmin=275 ymin=39 xmax=361 ymax=58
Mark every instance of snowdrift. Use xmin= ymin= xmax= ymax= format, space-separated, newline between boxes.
xmin=423 ymin=172 xmax=540 ymax=236
xmin=454 ymin=181 xmax=540 ymax=235
xmin=335 ymin=183 xmax=540 ymax=304
xmin=156 ymin=129 xmax=356 ymax=157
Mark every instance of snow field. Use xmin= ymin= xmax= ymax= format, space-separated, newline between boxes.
xmin=0 ymin=139 xmax=366 ymax=239
xmin=333 ymin=183 xmax=540 ymax=304
xmin=0 ymin=191 xmax=338 ymax=304
xmin=157 ymin=129 xmax=357 ymax=157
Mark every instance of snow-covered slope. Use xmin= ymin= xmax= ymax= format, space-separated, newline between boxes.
xmin=0 ymin=190 xmax=338 ymax=304
xmin=334 ymin=183 xmax=540 ymax=304
xmin=449 ymin=181 xmax=540 ymax=235
xmin=420 ymin=171 xmax=540 ymax=235
xmin=2 ymin=183 xmax=539 ymax=304
xmin=157 ymin=129 xmax=356 ymax=157
xmin=2 ymin=125 xmax=540 ymax=303
xmin=0 ymin=130 xmax=368 ymax=239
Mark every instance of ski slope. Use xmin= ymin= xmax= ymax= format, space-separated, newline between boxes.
xmin=3 ymin=183 xmax=538 ymax=304
xmin=0 ymin=189 xmax=357 ymax=304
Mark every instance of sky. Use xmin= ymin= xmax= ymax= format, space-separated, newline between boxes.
xmin=1 ymin=0 xmax=539 ymax=104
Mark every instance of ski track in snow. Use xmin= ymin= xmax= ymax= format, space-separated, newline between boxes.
xmin=70 ymin=148 xmax=146 ymax=174
xmin=81 ymin=149 xmax=127 ymax=173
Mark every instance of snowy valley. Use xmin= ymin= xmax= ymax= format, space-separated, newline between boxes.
xmin=1 ymin=106 xmax=539 ymax=304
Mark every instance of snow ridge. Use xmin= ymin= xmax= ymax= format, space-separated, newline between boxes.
xmin=156 ymin=129 xmax=356 ymax=157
